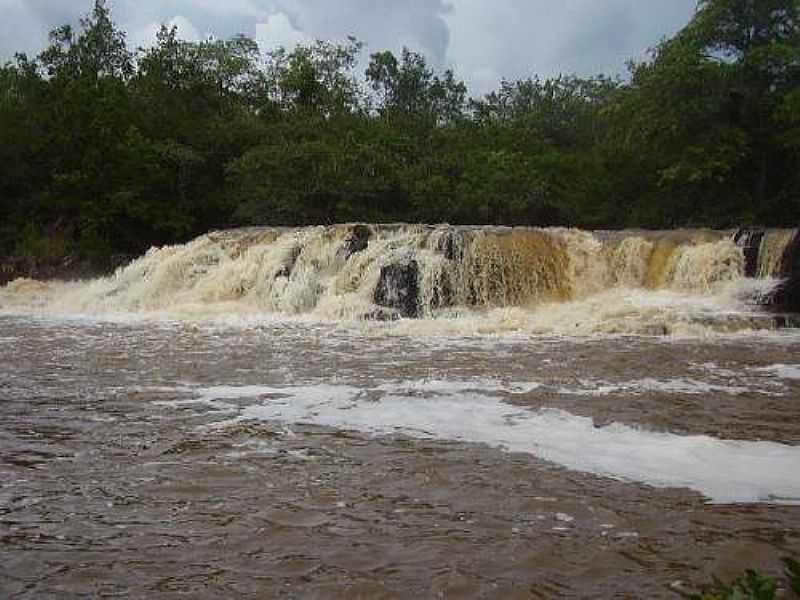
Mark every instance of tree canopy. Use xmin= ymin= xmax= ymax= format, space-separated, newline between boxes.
xmin=1 ymin=0 xmax=798 ymax=262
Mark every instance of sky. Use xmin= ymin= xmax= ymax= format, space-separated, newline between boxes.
xmin=0 ymin=0 xmax=699 ymax=96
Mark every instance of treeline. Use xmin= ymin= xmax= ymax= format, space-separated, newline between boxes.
xmin=1 ymin=0 xmax=799 ymax=261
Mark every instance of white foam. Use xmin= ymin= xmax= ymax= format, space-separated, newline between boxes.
xmin=560 ymin=378 xmax=750 ymax=396
xmin=376 ymin=379 xmax=542 ymax=395
xmin=756 ymin=365 xmax=800 ymax=380
xmin=192 ymin=382 xmax=800 ymax=504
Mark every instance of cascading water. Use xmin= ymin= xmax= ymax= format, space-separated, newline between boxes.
xmin=1 ymin=225 xmax=798 ymax=335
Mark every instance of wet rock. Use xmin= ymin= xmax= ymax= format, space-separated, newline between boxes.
xmin=0 ymin=258 xmax=23 ymax=286
xmin=275 ymin=246 xmax=302 ymax=279
xmin=429 ymin=270 xmax=454 ymax=311
xmin=639 ymin=323 xmax=670 ymax=336
xmin=110 ymin=254 xmax=136 ymax=270
xmin=771 ymin=314 xmax=800 ymax=329
xmin=341 ymin=225 xmax=372 ymax=259
xmin=361 ymin=307 xmax=401 ymax=322
xmin=733 ymin=228 xmax=765 ymax=278
xmin=0 ymin=255 xmax=108 ymax=284
xmin=763 ymin=230 xmax=800 ymax=313
xmin=436 ymin=229 xmax=465 ymax=261
xmin=374 ymin=259 xmax=419 ymax=318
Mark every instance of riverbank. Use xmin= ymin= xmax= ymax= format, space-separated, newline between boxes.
xmin=0 ymin=254 xmax=135 ymax=287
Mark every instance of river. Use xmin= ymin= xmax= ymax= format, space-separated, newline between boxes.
xmin=1 ymin=225 xmax=799 ymax=598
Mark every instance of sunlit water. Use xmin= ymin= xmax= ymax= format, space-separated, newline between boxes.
xmin=2 ymin=226 xmax=800 ymax=597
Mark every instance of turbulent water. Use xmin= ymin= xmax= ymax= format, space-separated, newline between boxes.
xmin=2 ymin=225 xmax=800 ymax=597
xmin=1 ymin=224 xmax=797 ymax=332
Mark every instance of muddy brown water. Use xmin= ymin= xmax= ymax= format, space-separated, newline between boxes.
xmin=1 ymin=315 xmax=799 ymax=598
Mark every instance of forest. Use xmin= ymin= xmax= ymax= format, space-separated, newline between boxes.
xmin=0 ymin=0 xmax=798 ymax=263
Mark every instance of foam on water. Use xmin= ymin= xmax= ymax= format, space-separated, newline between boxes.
xmin=756 ymin=365 xmax=800 ymax=380
xmin=559 ymin=378 xmax=752 ymax=396
xmin=189 ymin=381 xmax=800 ymax=505
xmin=376 ymin=380 xmax=543 ymax=395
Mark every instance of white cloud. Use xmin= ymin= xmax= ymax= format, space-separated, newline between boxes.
xmin=255 ymin=12 xmax=310 ymax=51
xmin=130 ymin=15 xmax=203 ymax=50
xmin=170 ymin=15 xmax=202 ymax=42
xmin=0 ymin=0 xmax=49 ymax=59
xmin=273 ymin=0 xmax=451 ymax=66
xmin=182 ymin=0 xmax=265 ymax=19
xmin=0 ymin=0 xmax=698 ymax=97
xmin=444 ymin=0 xmax=698 ymax=95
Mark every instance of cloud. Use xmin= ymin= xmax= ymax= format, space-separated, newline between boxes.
xmin=255 ymin=12 xmax=310 ymax=51
xmin=0 ymin=0 xmax=698 ymax=96
xmin=130 ymin=15 xmax=202 ymax=50
xmin=272 ymin=0 xmax=451 ymax=65
xmin=444 ymin=0 xmax=698 ymax=95
xmin=0 ymin=0 xmax=51 ymax=60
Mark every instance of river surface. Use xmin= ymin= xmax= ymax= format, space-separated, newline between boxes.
xmin=3 ymin=225 xmax=800 ymax=597
xmin=2 ymin=313 xmax=800 ymax=598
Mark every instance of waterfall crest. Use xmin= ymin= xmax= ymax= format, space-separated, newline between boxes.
xmin=2 ymin=225 xmax=798 ymax=334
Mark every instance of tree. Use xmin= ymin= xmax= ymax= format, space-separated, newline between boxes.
xmin=266 ymin=38 xmax=364 ymax=115
xmin=3 ymin=0 xmax=800 ymax=265
xmin=471 ymin=76 xmax=618 ymax=151
xmin=366 ymin=48 xmax=466 ymax=129
xmin=691 ymin=0 xmax=800 ymax=213
xmin=38 ymin=0 xmax=132 ymax=82
xmin=603 ymin=0 xmax=800 ymax=226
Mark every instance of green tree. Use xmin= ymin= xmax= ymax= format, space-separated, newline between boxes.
xmin=266 ymin=38 xmax=364 ymax=115
xmin=607 ymin=0 xmax=800 ymax=226
xmin=366 ymin=48 xmax=466 ymax=129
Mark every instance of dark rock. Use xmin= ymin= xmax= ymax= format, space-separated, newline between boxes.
xmin=733 ymin=228 xmax=765 ymax=278
xmin=772 ymin=314 xmax=800 ymax=329
xmin=275 ymin=246 xmax=302 ymax=279
xmin=764 ymin=230 xmax=800 ymax=312
xmin=0 ymin=258 xmax=24 ymax=286
xmin=341 ymin=225 xmax=372 ymax=259
xmin=429 ymin=270 xmax=454 ymax=310
xmin=374 ymin=259 xmax=419 ymax=318
xmin=0 ymin=255 xmax=109 ymax=285
xmin=361 ymin=308 xmax=401 ymax=322
xmin=110 ymin=254 xmax=136 ymax=271
xmin=436 ymin=229 xmax=464 ymax=261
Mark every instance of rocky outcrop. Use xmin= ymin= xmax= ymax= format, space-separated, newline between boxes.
xmin=341 ymin=225 xmax=372 ymax=259
xmin=765 ymin=230 xmax=800 ymax=312
xmin=361 ymin=307 xmax=402 ymax=321
xmin=0 ymin=255 xmax=133 ymax=286
xmin=373 ymin=259 xmax=419 ymax=318
xmin=733 ymin=228 xmax=765 ymax=278
xmin=275 ymin=246 xmax=302 ymax=279
xmin=436 ymin=229 xmax=466 ymax=262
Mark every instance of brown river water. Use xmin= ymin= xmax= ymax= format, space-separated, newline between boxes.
xmin=2 ymin=225 xmax=800 ymax=598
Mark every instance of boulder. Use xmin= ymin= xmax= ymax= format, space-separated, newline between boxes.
xmin=733 ymin=228 xmax=765 ymax=278
xmin=374 ymin=259 xmax=419 ymax=318
xmin=765 ymin=230 xmax=800 ymax=312
xmin=0 ymin=255 xmax=104 ymax=284
xmin=341 ymin=225 xmax=372 ymax=259
xmin=0 ymin=258 xmax=23 ymax=286
xmin=429 ymin=269 xmax=454 ymax=310
xmin=436 ymin=229 xmax=465 ymax=261
xmin=361 ymin=307 xmax=401 ymax=322
xmin=275 ymin=246 xmax=302 ymax=279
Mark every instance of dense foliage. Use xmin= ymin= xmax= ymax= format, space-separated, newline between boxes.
xmin=1 ymin=0 xmax=799 ymax=261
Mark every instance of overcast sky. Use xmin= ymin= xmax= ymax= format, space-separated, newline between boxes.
xmin=0 ymin=0 xmax=699 ymax=96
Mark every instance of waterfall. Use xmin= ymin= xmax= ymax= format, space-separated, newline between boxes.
xmin=1 ymin=225 xmax=798 ymax=333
